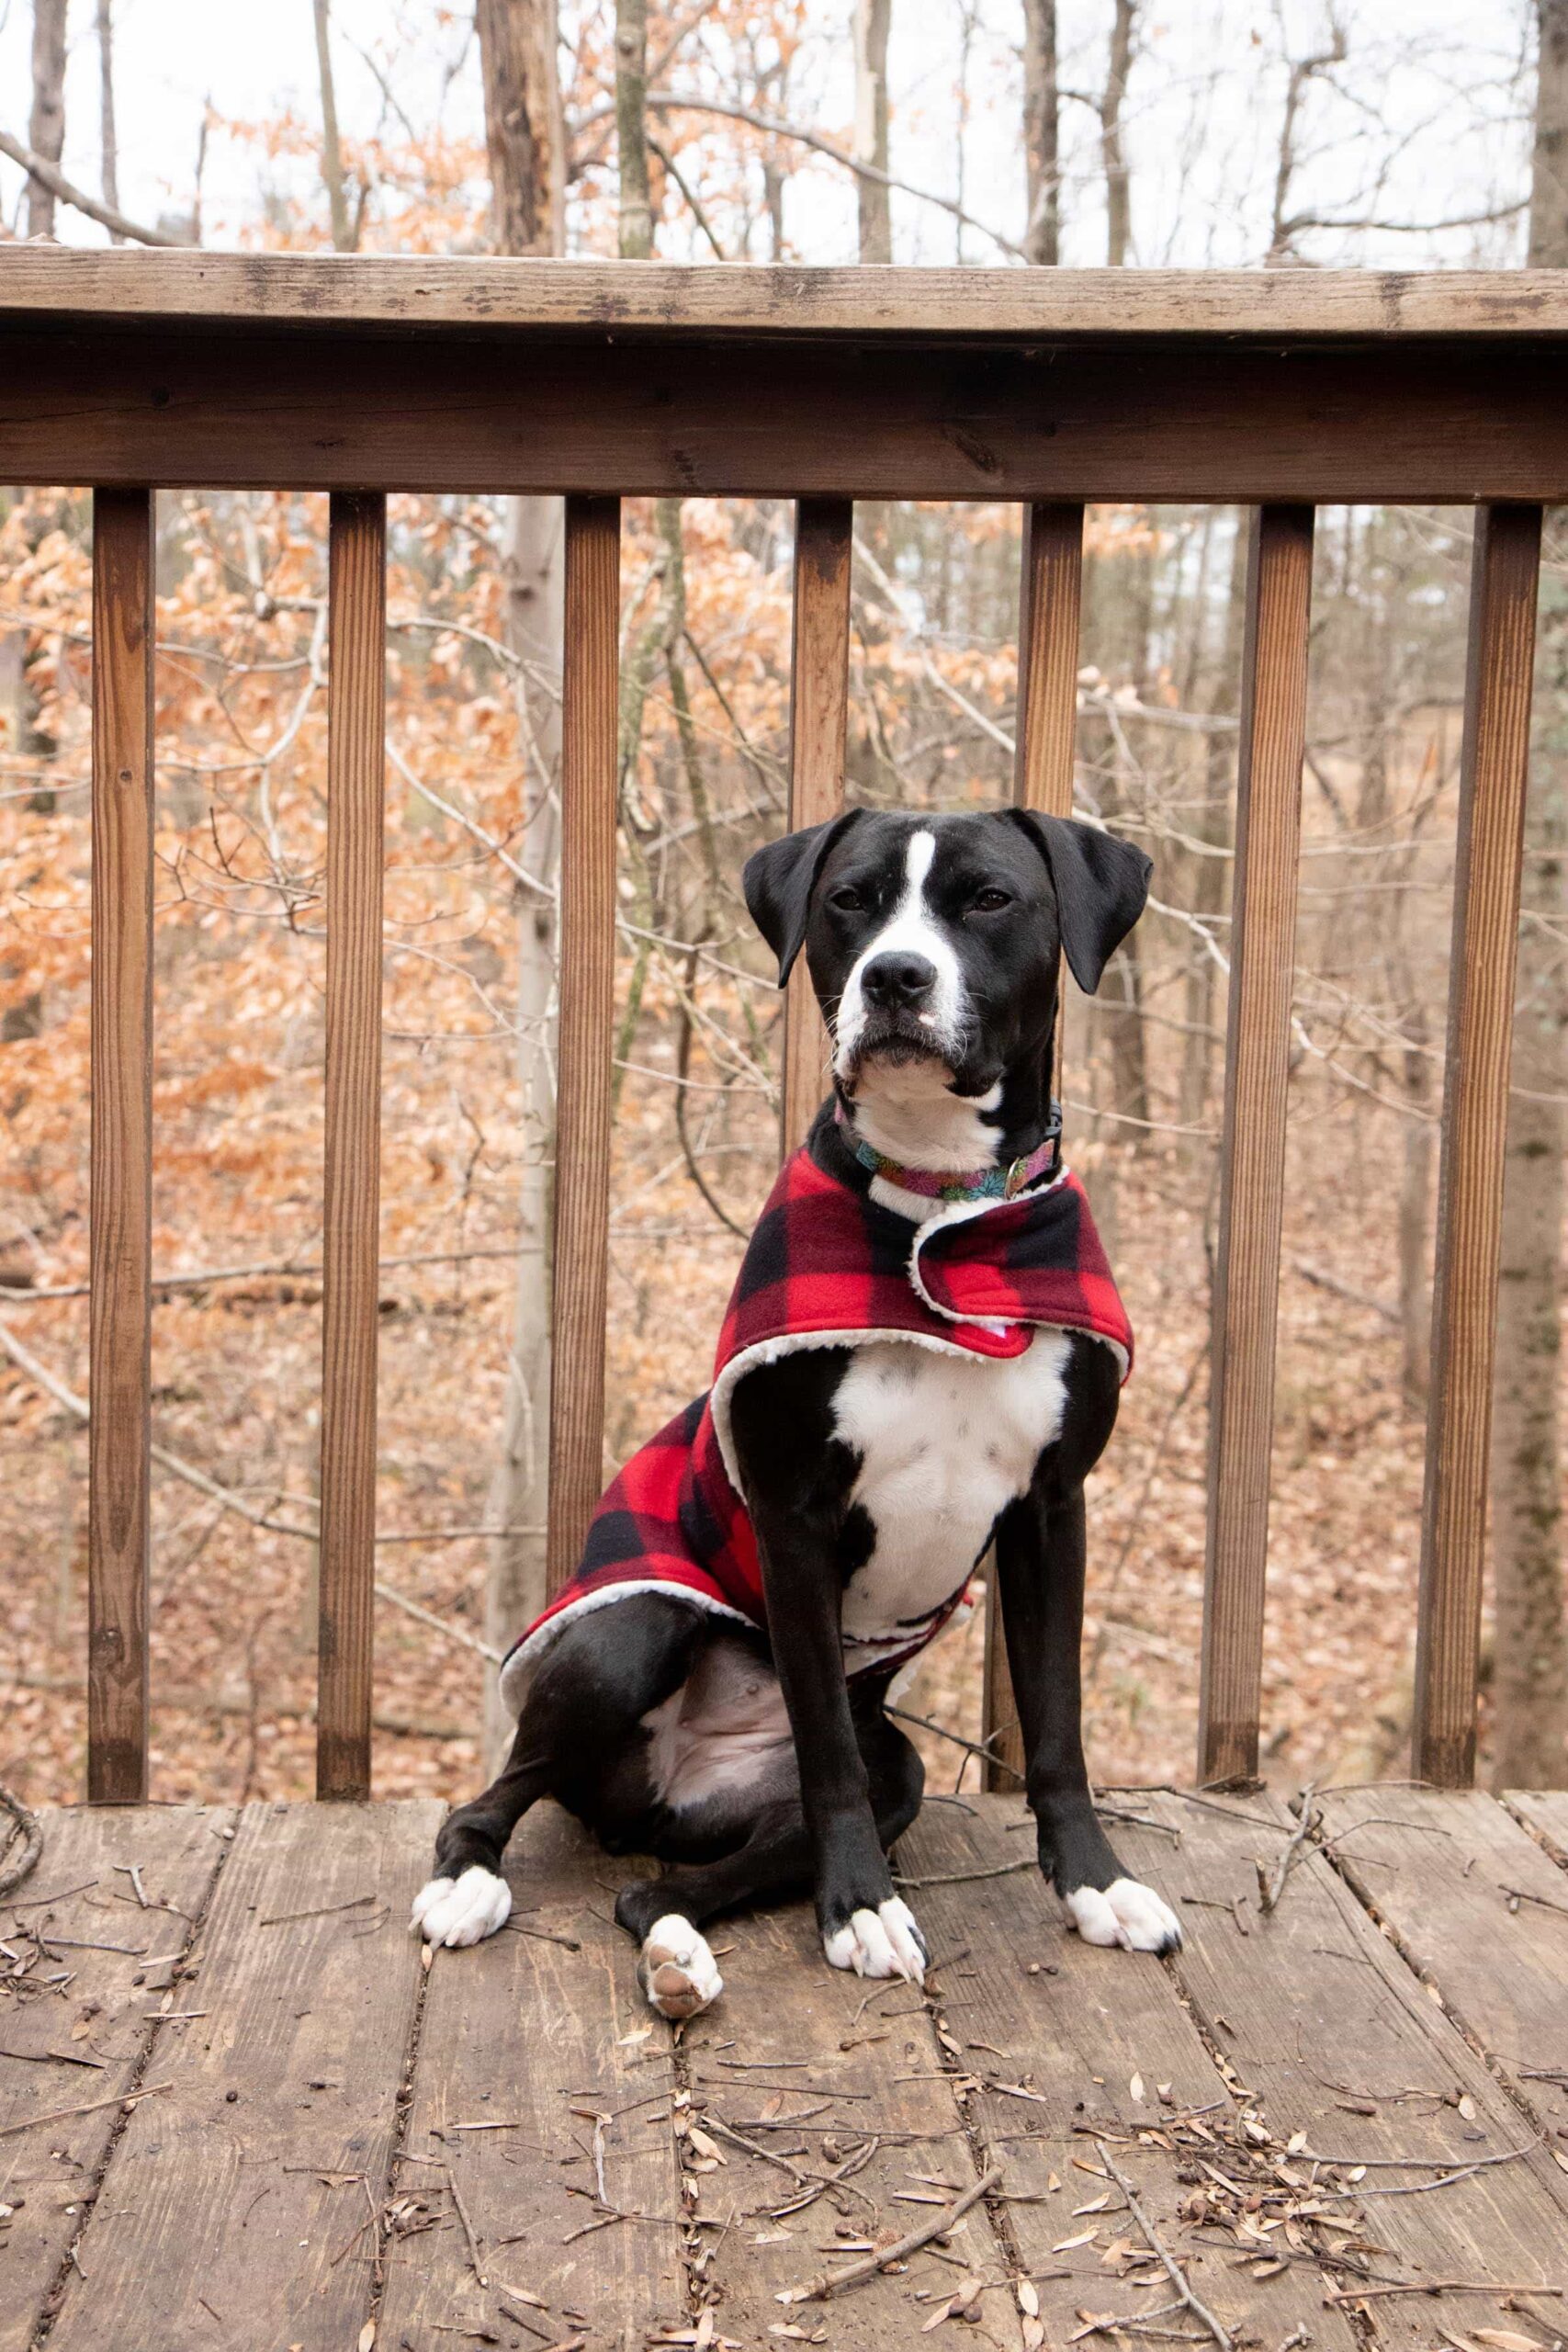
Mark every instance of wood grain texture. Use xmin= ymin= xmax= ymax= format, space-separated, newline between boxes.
xmin=46 ymin=1799 xmax=439 ymax=2352
xmin=378 ymin=1804 xmax=686 ymax=2347
xmin=317 ymin=492 xmax=387 ymax=1803
xmin=1198 ymin=506 xmax=1314 ymax=1788
xmin=547 ymin=497 xmax=620 ymax=1595
xmin=15 ymin=252 xmax=1568 ymax=337
xmin=900 ymin=1799 xmax=1352 ymax=2346
xmin=680 ymin=1844 xmax=1021 ymax=2349
xmin=1415 ymin=504 xmax=1541 ymax=1789
xmin=1316 ymin=1786 xmax=1568 ymax=2142
xmin=1506 ymin=1786 xmax=1568 ymax=1860
xmin=1150 ymin=1786 xmax=1568 ymax=2337
xmin=986 ymin=503 xmax=1084 ymax=1789
xmin=16 ymin=331 xmax=1568 ymax=501
xmin=0 ymin=1804 xmax=231 ymax=2352
xmin=88 ymin=488 xmax=155 ymax=1805
xmin=780 ymin=497 xmax=852 ymax=1158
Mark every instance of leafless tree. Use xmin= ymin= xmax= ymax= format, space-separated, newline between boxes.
xmin=1490 ymin=0 xmax=1568 ymax=1789
xmin=27 ymin=0 xmax=69 ymax=241
xmin=1022 ymin=0 xmax=1060 ymax=266
xmin=476 ymin=0 xmax=567 ymax=1767
xmin=853 ymin=0 xmax=893 ymax=264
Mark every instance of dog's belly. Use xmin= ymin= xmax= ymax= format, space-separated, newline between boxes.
xmin=834 ymin=1331 xmax=1070 ymax=1649
xmin=640 ymin=1632 xmax=796 ymax=1813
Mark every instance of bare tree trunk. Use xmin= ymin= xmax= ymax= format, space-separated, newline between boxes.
xmin=1099 ymin=0 xmax=1136 ymax=267
xmin=311 ymin=0 xmax=353 ymax=251
xmin=96 ymin=0 xmax=120 ymax=239
xmin=853 ymin=0 xmax=893 ymax=264
xmin=1489 ymin=0 xmax=1568 ymax=1790
xmin=615 ymin=0 xmax=654 ymax=260
xmin=27 ymin=0 xmax=69 ymax=240
xmin=477 ymin=0 xmax=564 ymax=254
xmin=1022 ymin=0 xmax=1059 ymax=266
xmin=477 ymin=0 xmax=568 ymax=1770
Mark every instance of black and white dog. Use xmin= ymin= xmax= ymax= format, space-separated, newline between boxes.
xmin=412 ymin=807 xmax=1179 ymax=2018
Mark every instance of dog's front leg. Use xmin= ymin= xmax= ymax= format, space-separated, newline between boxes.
xmin=994 ymin=1481 xmax=1181 ymax=1955
xmin=749 ymin=1491 xmax=927 ymax=1983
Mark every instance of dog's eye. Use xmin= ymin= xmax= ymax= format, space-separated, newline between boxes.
xmin=971 ymin=887 xmax=1012 ymax=913
xmin=829 ymin=886 xmax=867 ymax=914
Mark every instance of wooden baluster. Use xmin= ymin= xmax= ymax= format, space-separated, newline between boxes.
xmin=984 ymin=504 xmax=1084 ymax=1792
xmin=1197 ymin=504 xmax=1314 ymax=1789
xmin=780 ymin=497 xmax=853 ymax=1160
xmin=1415 ymin=503 xmax=1542 ymax=1788
xmin=316 ymin=492 xmax=387 ymax=1801
xmin=547 ymin=497 xmax=621 ymax=1597
xmin=88 ymin=489 xmax=155 ymax=1804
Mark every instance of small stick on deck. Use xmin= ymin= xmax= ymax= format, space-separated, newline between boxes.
xmin=446 ymin=2161 xmax=487 ymax=2285
xmin=0 ymin=2079 xmax=172 ymax=2139
xmin=776 ymin=2164 xmax=1001 ymax=2302
xmin=1095 ymin=2142 xmax=1234 ymax=2352
xmin=1257 ymin=1787 xmax=1319 ymax=1915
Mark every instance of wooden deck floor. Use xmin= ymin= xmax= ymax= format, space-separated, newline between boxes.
xmin=4 ymin=1789 xmax=1567 ymax=2352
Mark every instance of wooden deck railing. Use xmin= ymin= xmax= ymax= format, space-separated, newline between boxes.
xmin=9 ymin=253 xmax=1560 ymax=1801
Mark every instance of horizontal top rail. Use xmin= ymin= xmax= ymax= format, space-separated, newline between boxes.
xmin=7 ymin=253 xmax=1568 ymax=342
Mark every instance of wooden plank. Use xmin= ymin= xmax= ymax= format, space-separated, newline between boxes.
xmin=1145 ymin=1787 xmax=1568 ymax=2332
xmin=780 ymin=496 xmax=852 ymax=1158
xmin=899 ymin=1798 xmax=1356 ymax=2346
xmin=15 ymin=331 xmax=1568 ymax=501
xmin=1415 ymin=504 xmax=1542 ymax=1788
xmin=681 ymin=1855 xmax=1021 ymax=2348
xmin=46 ymin=1798 xmax=439 ymax=2352
xmin=0 ymin=1804 xmax=232 ymax=2352
xmin=986 ymin=503 xmax=1085 ymax=1790
xmin=317 ymin=492 xmax=387 ymax=1803
xmin=88 ymin=487 xmax=155 ymax=1804
xmin=547 ymin=496 xmax=620 ymax=1596
xmin=1198 ymin=506 xmax=1314 ymax=1787
xmin=1506 ymin=1787 xmax=1568 ymax=1860
xmin=16 ymin=253 xmax=1568 ymax=340
xmin=377 ymin=1804 xmax=686 ymax=2348
xmin=1317 ymin=1787 xmax=1568 ymax=2142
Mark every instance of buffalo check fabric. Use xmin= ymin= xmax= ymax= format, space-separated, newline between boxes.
xmin=499 ymin=1110 xmax=1131 ymax=1711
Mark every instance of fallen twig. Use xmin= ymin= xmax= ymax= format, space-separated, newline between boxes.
xmin=0 ymin=1787 xmax=43 ymax=1900
xmin=259 ymin=1894 xmax=378 ymax=1927
xmin=1095 ymin=2142 xmax=1233 ymax=2352
xmin=446 ymin=2162 xmax=487 ymax=2285
xmin=1327 ymin=2277 xmax=1567 ymax=2303
xmin=1258 ymin=1788 xmax=1319 ymax=1914
xmin=893 ymin=1859 xmax=1036 ymax=1892
xmin=776 ymin=2164 xmax=1001 ymax=2302
xmin=0 ymin=2079 xmax=172 ymax=2138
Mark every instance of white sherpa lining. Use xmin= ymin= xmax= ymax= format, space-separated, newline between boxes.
xmin=499 ymin=1577 xmax=752 ymax=1720
xmin=905 ymin=1163 xmax=1130 ymax=1381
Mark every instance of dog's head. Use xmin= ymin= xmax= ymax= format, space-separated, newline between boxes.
xmin=743 ymin=808 xmax=1151 ymax=1109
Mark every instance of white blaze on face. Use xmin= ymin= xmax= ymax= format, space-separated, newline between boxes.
xmin=832 ymin=829 xmax=965 ymax=1080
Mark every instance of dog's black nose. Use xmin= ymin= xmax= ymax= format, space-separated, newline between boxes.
xmin=861 ymin=951 xmax=937 ymax=1009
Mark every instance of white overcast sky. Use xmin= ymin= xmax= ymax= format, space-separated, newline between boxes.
xmin=0 ymin=0 xmax=1537 ymax=270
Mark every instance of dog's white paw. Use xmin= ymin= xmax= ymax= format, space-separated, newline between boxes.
xmin=411 ymin=1865 xmax=513 ymax=1949
xmin=639 ymin=1913 xmax=724 ymax=2020
xmin=1066 ymin=1876 xmax=1182 ymax=1955
xmin=823 ymin=1895 xmax=927 ymax=1983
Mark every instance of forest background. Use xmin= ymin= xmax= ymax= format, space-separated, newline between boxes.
xmin=2 ymin=0 xmax=1565 ymax=1810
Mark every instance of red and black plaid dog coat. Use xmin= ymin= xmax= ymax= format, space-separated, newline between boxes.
xmin=499 ymin=1113 xmax=1131 ymax=1713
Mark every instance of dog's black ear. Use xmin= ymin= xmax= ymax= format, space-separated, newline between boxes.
xmin=743 ymin=810 xmax=864 ymax=987
xmin=1005 ymin=810 xmax=1153 ymax=995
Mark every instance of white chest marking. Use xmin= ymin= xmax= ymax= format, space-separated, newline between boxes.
xmin=832 ymin=1331 xmax=1070 ymax=1652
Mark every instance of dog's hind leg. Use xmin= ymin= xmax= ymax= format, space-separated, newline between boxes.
xmin=615 ymin=1711 xmax=925 ymax=2019
xmin=412 ymin=1592 xmax=710 ymax=1951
